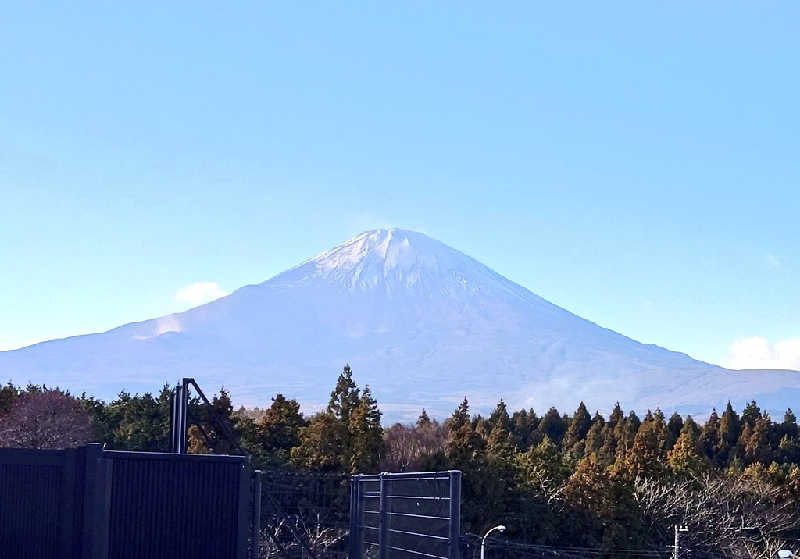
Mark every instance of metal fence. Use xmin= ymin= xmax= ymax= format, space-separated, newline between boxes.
xmin=0 ymin=444 xmax=251 ymax=559
xmin=254 ymin=468 xmax=351 ymax=559
xmin=1 ymin=444 xmax=463 ymax=559
xmin=349 ymin=471 xmax=462 ymax=559
xmin=0 ymin=446 xmax=90 ymax=559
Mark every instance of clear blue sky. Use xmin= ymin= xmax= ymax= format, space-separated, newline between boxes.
xmin=1 ymin=3 xmax=798 ymax=369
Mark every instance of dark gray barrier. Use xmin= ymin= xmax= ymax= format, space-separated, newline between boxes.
xmin=0 ymin=444 xmax=250 ymax=559
xmin=0 ymin=446 xmax=85 ymax=559
xmin=104 ymin=450 xmax=249 ymax=559
xmin=349 ymin=471 xmax=461 ymax=559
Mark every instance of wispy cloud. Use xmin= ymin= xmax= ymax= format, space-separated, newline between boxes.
xmin=175 ymin=282 xmax=230 ymax=306
xmin=723 ymin=336 xmax=800 ymax=371
xmin=765 ymin=253 xmax=782 ymax=270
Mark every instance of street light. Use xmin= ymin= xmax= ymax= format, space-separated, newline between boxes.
xmin=480 ymin=525 xmax=506 ymax=559
xmin=777 ymin=551 xmax=793 ymax=559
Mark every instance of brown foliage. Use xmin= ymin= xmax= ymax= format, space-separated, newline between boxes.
xmin=0 ymin=389 xmax=93 ymax=449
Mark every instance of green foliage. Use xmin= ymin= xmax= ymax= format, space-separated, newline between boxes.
xmin=291 ymin=365 xmax=383 ymax=473
xmin=14 ymin=371 xmax=800 ymax=558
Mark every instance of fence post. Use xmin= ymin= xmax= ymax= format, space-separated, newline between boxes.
xmin=237 ymin=463 xmax=251 ymax=559
xmin=348 ymin=476 xmax=358 ymax=559
xmin=60 ymin=448 xmax=78 ymax=557
xmin=82 ymin=443 xmax=111 ymax=559
xmin=449 ymin=471 xmax=461 ymax=559
xmin=378 ymin=473 xmax=388 ymax=559
xmin=251 ymin=471 xmax=262 ymax=559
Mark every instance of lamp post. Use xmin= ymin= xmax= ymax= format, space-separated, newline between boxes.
xmin=480 ymin=525 xmax=506 ymax=559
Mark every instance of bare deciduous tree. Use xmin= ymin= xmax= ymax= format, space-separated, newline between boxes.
xmin=0 ymin=389 xmax=93 ymax=449
xmin=635 ymin=474 xmax=800 ymax=558
xmin=381 ymin=420 xmax=446 ymax=472
xmin=258 ymin=516 xmax=347 ymax=558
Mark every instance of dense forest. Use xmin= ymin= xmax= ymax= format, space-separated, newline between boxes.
xmin=1 ymin=366 xmax=799 ymax=558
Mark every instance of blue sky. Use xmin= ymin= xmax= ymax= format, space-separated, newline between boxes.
xmin=1 ymin=3 xmax=798 ymax=369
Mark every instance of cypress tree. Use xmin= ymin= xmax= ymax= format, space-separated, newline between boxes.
xmin=698 ymin=409 xmax=720 ymax=462
xmin=538 ymin=407 xmax=567 ymax=445
xmin=717 ymin=402 xmax=741 ymax=466
xmin=666 ymin=412 xmax=683 ymax=450
xmin=741 ymin=400 xmax=762 ymax=428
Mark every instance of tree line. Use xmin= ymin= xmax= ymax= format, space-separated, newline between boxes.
xmin=2 ymin=367 xmax=800 ymax=557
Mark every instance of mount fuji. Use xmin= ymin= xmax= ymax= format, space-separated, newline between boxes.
xmin=2 ymin=229 xmax=799 ymax=421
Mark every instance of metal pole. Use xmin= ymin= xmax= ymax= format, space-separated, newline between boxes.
xmin=448 ymin=471 xmax=461 ymax=559
xmin=181 ymin=379 xmax=190 ymax=453
xmin=378 ymin=473 xmax=388 ymax=559
xmin=348 ymin=476 xmax=361 ymax=559
xmin=252 ymin=471 xmax=262 ymax=559
xmin=673 ymin=524 xmax=679 ymax=559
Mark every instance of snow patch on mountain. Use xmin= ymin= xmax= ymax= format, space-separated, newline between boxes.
xmin=1 ymin=228 xmax=799 ymax=422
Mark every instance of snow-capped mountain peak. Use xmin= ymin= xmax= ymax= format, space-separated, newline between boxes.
xmin=2 ymin=228 xmax=799 ymax=422
xmin=278 ymin=228 xmax=500 ymax=293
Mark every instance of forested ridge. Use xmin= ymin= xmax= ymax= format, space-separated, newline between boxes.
xmin=2 ymin=365 xmax=799 ymax=558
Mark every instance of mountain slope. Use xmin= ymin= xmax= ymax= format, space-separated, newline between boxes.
xmin=2 ymin=229 xmax=799 ymax=420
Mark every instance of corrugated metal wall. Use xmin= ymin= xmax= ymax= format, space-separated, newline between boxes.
xmin=105 ymin=451 xmax=246 ymax=559
xmin=0 ymin=461 xmax=63 ymax=557
xmin=0 ymin=447 xmax=85 ymax=559
xmin=0 ymin=446 xmax=249 ymax=559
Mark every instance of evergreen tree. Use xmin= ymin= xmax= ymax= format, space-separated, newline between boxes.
xmin=240 ymin=394 xmax=306 ymax=467
xmin=745 ymin=415 xmax=773 ymax=465
xmin=563 ymin=402 xmax=592 ymax=452
xmin=666 ymin=412 xmax=683 ymax=450
xmin=537 ymin=407 xmax=567 ymax=445
xmin=448 ymin=398 xmax=471 ymax=432
xmin=489 ymin=400 xmax=513 ymax=434
xmin=717 ymin=402 xmax=741 ymax=466
xmin=416 ymin=409 xmax=431 ymax=429
xmin=328 ymin=364 xmax=360 ymax=423
xmin=668 ymin=417 xmax=707 ymax=477
xmin=510 ymin=408 xmax=538 ymax=451
xmin=292 ymin=365 xmax=382 ymax=473
xmin=625 ymin=415 xmax=667 ymax=479
xmin=781 ymin=408 xmax=798 ymax=439
xmin=584 ymin=413 xmax=606 ymax=457
xmin=741 ymin=400 xmax=762 ymax=428
xmin=698 ymin=408 xmax=720 ymax=462
xmin=348 ymin=386 xmax=383 ymax=473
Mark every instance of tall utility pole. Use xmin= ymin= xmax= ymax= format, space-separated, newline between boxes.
xmin=673 ymin=524 xmax=689 ymax=559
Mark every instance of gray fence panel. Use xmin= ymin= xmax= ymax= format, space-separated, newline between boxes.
xmin=350 ymin=471 xmax=461 ymax=559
